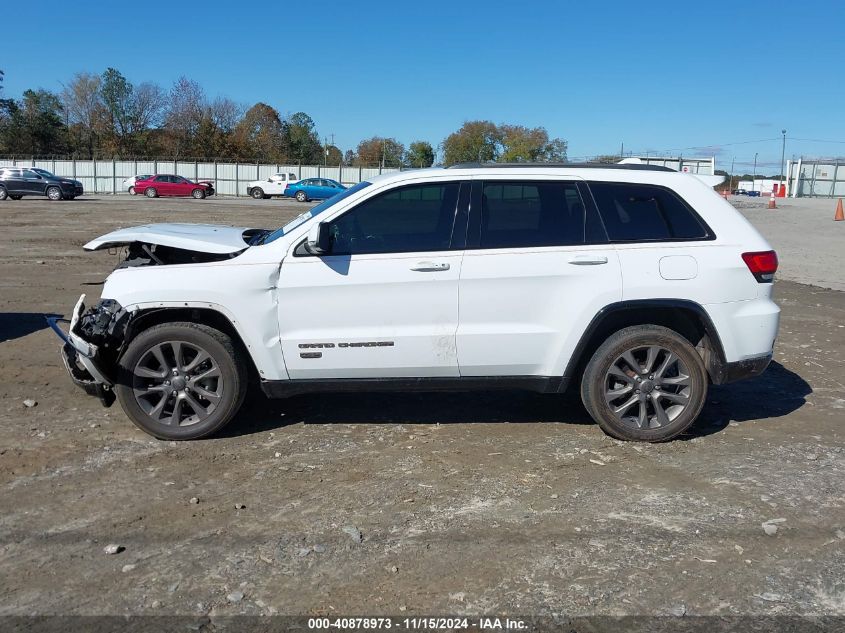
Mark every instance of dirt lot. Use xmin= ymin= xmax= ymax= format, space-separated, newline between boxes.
xmin=0 ymin=195 xmax=843 ymax=620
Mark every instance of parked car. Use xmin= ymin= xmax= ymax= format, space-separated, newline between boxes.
xmin=746 ymin=190 xmax=761 ymax=197
xmin=732 ymin=189 xmax=747 ymax=195
xmin=123 ymin=175 xmax=154 ymax=195
xmin=49 ymin=163 xmax=779 ymax=442
xmin=133 ymin=175 xmax=215 ymax=199
xmin=0 ymin=167 xmax=83 ymax=201
xmin=246 ymin=173 xmax=299 ymax=199
xmin=283 ymin=178 xmax=346 ymax=202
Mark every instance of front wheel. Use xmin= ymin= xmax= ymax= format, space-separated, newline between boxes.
xmin=46 ymin=186 xmax=63 ymax=201
xmin=0 ymin=188 xmax=7 ymax=201
xmin=580 ymin=325 xmax=708 ymax=442
xmin=295 ymin=190 xmax=307 ymax=202
xmin=116 ymin=322 xmax=247 ymax=440
xmin=128 ymin=186 xmax=136 ymax=195
xmin=192 ymin=188 xmax=206 ymax=199
xmin=145 ymin=187 xmax=158 ymax=198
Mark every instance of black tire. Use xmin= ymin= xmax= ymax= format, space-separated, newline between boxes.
xmin=145 ymin=187 xmax=158 ymax=198
xmin=0 ymin=187 xmax=7 ymax=201
xmin=295 ymin=190 xmax=307 ymax=202
xmin=115 ymin=322 xmax=247 ymax=440
xmin=46 ymin=186 xmax=63 ymax=201
xmin=10 ymin=195 xmax=22 ymax=200
xmin=192 ymin=188 xmax=206 ymax=199
xmin=251 ymin=187 xmax=264 ymax=199
xmin=128 ymin=186 xmax=136 ymax=195
xmin=580 ymin=325 xmax=707 ymax=442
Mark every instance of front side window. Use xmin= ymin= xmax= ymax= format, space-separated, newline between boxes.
xmin=589 ymin=182 xmax=710 ymax=241
xmin=327 ymin=182 xmax=460 ymax=255
xmin=480 ymin=181 xmax=585 ymax=249
xmin=155 ymin=176 xmax=169 ymax=183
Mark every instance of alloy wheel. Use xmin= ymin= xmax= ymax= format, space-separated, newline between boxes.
xmin=603 ymin=345 xmax=692 ymax=430
xmin=131 ymin=340 xmax=223 ymax=427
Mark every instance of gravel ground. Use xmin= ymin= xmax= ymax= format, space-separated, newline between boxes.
xmin=732 ymin=196 xmax=845 ymax=291
xmin=0 ymin=195 xmax=843 ymax=620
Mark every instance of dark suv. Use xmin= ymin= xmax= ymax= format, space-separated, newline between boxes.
xmin=0 ymin=168 xmax=84 ymax=201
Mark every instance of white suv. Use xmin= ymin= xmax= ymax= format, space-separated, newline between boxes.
xmin=49 ymin=164 xmax=780 ymax=442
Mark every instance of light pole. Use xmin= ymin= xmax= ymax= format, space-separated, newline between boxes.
xmin=730 ymin=156 xmax=735 ymax=190
xmin=753 ymin=152 xmax=758 ymax=193
xmin=780 ymin=129 xmax=787 ymax=192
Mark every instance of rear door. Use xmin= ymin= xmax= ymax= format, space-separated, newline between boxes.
xmin=277 ymin=180 xmax=468 ymax=379
xmin=457 ymin=178 xmax=622 ymax=377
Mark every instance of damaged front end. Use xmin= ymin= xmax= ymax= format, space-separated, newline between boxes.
xmin=47 ymin=295 xmax=132 ymax=407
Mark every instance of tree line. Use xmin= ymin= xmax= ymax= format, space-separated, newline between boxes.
xmin=0 ymin=68 xmax=566 ymax=167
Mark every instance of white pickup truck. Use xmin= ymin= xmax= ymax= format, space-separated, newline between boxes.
xmin=246 ymin=172 xmax=299 ymax=199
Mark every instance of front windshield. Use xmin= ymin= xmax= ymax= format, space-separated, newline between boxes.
xmin=262 ymin=181 xmax=371 ymax=244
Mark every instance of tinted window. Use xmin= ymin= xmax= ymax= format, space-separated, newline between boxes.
xmin=480 ymin=181 xmax=585 ymax=249
xmin=589 ymin=182 xmax=709 ymax=241
xmin=154 ymin=176 xmax=168 ymax=182
xmin=327 ymin=182 xmax=460 ymax=255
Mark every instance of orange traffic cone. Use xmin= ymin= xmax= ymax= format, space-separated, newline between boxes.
xmin=768 ymin=195 xmax=777 ymax=209
xmin=835 ymin=198 xmax=844 ymax=221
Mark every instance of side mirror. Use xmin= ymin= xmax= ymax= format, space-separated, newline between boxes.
xmin=304 ymin=222 xmax=332 ymax=255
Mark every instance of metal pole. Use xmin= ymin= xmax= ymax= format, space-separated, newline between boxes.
xmin=779 ymin=130 xmax=787 ymax=192
xmin=730 ymin=157 xmax=735 ymax=190
xmin=752 ymin=153 xmax=758 ymax=193
xmin=793 ymin=157 xmax=801 ymax=198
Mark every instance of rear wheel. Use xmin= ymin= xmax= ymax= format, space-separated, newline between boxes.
xmin=192 ymin=188 xmax=206 ymax=199
xmin=46 ymin=186 xmax=63 ymax=201
xmin=295 ymin=190 xmax=307 ymax=202
xmin=145 ymin=187 xmax=158 ymax=198
xmin=0 ymin=187 xmax=8 ymax=201
xmin=116 ymin=322 xmax=247 ymax=440
xmin=580 ymin=325 xmax=707 ymax=442
xmin=251 ymin=187 xmax=264 ymax=199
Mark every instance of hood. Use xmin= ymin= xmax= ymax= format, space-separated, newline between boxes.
xmin=84 ymin=223 xmax=257 ymax=254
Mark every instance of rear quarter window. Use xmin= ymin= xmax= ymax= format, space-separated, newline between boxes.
xmin=588 ymin=182 xmax=711 ymax=241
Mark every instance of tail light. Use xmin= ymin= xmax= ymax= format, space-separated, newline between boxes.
xmin=742 ymin=250 xmax=778 ymax=283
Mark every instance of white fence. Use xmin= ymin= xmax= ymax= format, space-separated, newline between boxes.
xmin=0 ymin=158 xmax=402 ymax=196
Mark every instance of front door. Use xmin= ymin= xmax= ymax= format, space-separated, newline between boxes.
xmin=457 ymin=179 xmax=622 ymax=377
xmin=277 ymin=180 xmax=467 ymax=379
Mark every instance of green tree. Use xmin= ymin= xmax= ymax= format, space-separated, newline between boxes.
xmin=441 ymin=120 xmax=501 ymax=165
xmin=100 ymin=68 xmax=134 ymax=152
xmin=0 ymin=89 xmax=67 ymax=155
xmin=405 ymin=140 xmax=435 ymax=167
xmin=285 ymin=112 xmax=322 ymax=163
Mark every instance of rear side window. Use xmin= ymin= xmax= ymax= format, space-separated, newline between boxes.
xmin=480 ymin=181 xmax=585 ymax=248
xmin=589 ymin=182 xmax=710 ymax=241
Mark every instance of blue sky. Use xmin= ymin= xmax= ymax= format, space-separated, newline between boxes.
xmin=2 ymin=0 xmax=843 ymax=171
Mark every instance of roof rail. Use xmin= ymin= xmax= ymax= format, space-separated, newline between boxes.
xmin=445 ymin=161 xmax=676 ymax=172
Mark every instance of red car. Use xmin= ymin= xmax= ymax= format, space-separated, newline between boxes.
xmin=134 ymin=175 xmax=215 ymax=199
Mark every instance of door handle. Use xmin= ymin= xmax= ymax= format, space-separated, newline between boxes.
xmin=410 ymin=261 xmax=450 ymax=272
xmin=568 ymin=255 xmax=609 ymax=265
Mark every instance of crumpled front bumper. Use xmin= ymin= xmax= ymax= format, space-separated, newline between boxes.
xmin=46 ymin=295 xmax=116 ymax=407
